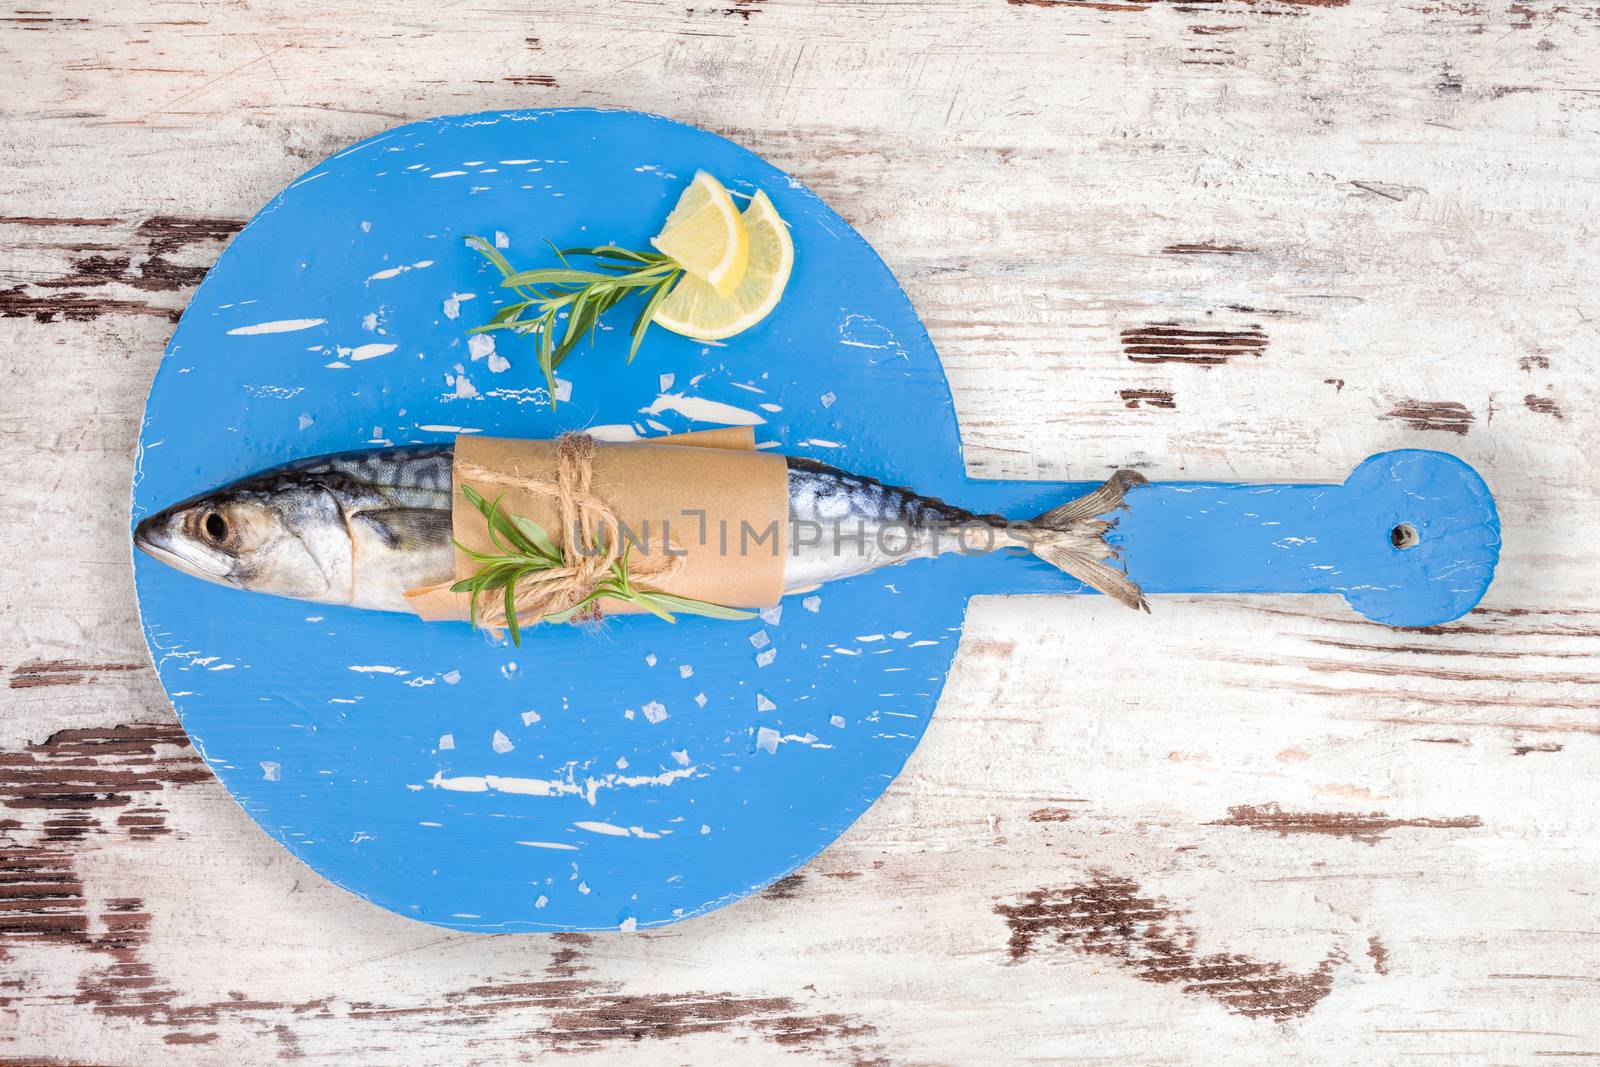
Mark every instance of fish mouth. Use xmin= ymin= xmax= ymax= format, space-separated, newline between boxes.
xmin=133 ymin=513 xmax=232 ymax=580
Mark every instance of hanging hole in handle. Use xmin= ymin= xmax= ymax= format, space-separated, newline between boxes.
xmin=1390 ymin=523 xmax=1419 ymax=550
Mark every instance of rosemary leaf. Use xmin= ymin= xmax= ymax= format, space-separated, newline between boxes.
xmin=452 ymin=542 xmax=510 ymax=566
xmin=537 ymin=317 xmax=557 ymax=397
xmin=509 ymin=514 xmax=560 ymax=560
xmin=630 ymin=268 xmax=681 ymax=363
xmin=455 ymin=498 xmax=752 ymax=639
xmin=465 ymin=241 xmax=686 ymax=407
xmin=557 ymin=288 xmax=594 ymax=364
xmin=563 ymin=245 xmax=652 ymax=264
xmin=480 ymin=495 xmax=524 ymax=556
xmin=465 ymin=235 xmax=517 ymax=279
xmin=637 ymin=592 xmax=758 ymax=621
xmin=501 ymin=267 xmax=611 ymax=287
xmin=504 ymin=582 xmax=521 ymax=646
xmin=630 ymin=594 xmax=677 ymax=624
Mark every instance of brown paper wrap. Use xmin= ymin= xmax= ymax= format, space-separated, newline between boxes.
xmin=403 ymin=427 xmax=789 ymax=622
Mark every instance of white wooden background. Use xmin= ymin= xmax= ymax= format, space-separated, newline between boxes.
xmin=3 ymin=1 xmax=1598 ymax=1062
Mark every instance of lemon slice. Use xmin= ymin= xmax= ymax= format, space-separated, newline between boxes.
xmin=653 ymin=190 xmax=793 ymax=341
xmin=649 ymin=171 xmax=748 ymax=298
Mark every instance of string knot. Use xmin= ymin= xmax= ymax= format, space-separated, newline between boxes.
xmin=454 ymin=433 xmax=684 ymax=628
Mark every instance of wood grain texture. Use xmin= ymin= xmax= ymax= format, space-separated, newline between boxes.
xmin=2 ymin=0 xmax=1597 ymax=1062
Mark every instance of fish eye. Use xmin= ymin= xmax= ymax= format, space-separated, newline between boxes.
xmin=202 ymin=511 xmax=229 ymax=543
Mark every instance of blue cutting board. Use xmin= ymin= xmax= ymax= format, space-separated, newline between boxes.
xmin=132 ymin=109 xmax=1499 ymax=932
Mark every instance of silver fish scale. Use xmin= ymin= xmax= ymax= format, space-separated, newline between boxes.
xmin=238 ymin=445 xmax=454 ymax=511
xmin=239 ymin=448 xmax=987 ymax=527
xmin=228 ymin=448 xmax=1004 ymax=552
xmin=783 ymin=455 xmax=1003 ymax=528
xmin=781 ymin=456 xmax=1017 ymax=591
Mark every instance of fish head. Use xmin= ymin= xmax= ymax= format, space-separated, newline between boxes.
xmin=134 ymin=481 xmax=344 ymax=602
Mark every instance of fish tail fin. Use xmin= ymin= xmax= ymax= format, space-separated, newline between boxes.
xmin=1021 ymin=470 xmax=1149 ymax=612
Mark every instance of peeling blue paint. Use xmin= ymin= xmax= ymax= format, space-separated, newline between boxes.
xmin=131 ymin=110 xmax=1498 ymax=933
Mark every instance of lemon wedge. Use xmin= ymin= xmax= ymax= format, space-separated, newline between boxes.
xmin=649 ymin=171 xmax=748 ymax=298
xmin=653 ymin=190 xmax=793 ymax=341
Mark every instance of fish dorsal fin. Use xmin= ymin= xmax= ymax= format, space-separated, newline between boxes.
xmin=353 ymin=508 xmax=452 ymax=551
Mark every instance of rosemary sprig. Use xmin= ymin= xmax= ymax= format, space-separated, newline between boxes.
xmin=450 ymin=484 xmax=756 ymax=645
xmin=465 ymin=236 xmax=683 ymax=407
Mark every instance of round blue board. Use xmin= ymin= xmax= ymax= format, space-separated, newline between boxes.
xmin=134 ymin=109 xmax=981 ymax=932
xmin=134 ymin=109 xmax=1500 ymax=933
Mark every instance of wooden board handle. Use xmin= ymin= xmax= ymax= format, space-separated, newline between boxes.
xmin=960 ymin=450 xmax=1500 ymax=627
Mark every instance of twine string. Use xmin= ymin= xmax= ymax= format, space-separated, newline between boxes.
xmin=454 ymin=433 xmax=684 ymax=626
